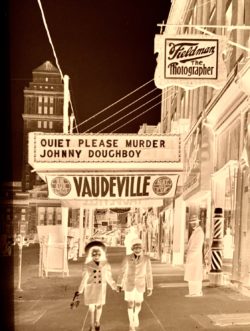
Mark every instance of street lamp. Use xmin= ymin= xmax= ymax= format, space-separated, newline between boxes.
xmin=16 ymin=234 xmax=24 ymax=292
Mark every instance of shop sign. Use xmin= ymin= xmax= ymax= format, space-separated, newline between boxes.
xmin=46 ymin=174 xmax=179 ymax=200
xmin=154 ymin=34 xmax=227 ymax=89
xmin=28 ymin=133 xmax=182 ymax=171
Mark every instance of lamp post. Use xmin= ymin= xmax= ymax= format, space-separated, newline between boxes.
xmin=16 ymin=234 xmax=24 ymax=292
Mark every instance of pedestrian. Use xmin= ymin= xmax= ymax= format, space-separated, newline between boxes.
xmin=117 ymin=238 xmax=153 ymax=331
xmin=72 ymin=240 xmax=117 ymax=331
xmin=124 ymin=225 xmax=139 ymax=255
xmin=184 ymin=215 xmax=205 ymax=297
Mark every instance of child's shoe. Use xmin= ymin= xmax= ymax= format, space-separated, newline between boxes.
xmin=95 ymin=323 xmax=101 ymax=331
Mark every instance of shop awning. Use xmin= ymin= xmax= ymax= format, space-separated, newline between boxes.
xmin=61 ymin=198 xmax=164 ymax=209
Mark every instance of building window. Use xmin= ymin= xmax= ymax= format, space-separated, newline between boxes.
xmin=38 ymin=207 xmax=45 ymax=226
xmin=44 ymin=106 xmax=48 ymax=114
xmin=49 ymin=96 xmax=54 ymax=104
xmin=43 ymin=121 xmax=47 ymax=129
xmin=49 ymin=107 xmax=54 ymax=114
xmin=38 ymin=121 xmax=42 ymax=128
xmin=56 ymin=207 xmax=62 ymax=225
xmin=47 ymin=207 xmax=54 ymax=225
xmin=45 ymin=77 xmax=48 ymax=82
xmin=38 ymin=96 xmax=42 ymax=103
xmin=44 ymin=96 xmax=48 ymax=103
xmin=49 ymin=121 xmax=53 ymax=129
xmin=38 ymin=106 xmax=42 ymax=114
xmin=217 ymin=120 xmax=240 ymax=169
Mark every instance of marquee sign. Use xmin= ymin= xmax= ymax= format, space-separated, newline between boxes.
xmin=28 ymin=133 xmax=182 ymax=172
xmin=46 ymin=174 xmax=179 ymax=200
xmin=154 ymin=34 xmax=227 ymax=89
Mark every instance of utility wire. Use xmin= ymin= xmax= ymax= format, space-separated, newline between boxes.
xmin=99 ymin=86 xmax=175 ymax=133
xmin=37 ymin=0 xmax=78 ymax=132
xmin=85 ymin=87 xmax=159 ymax=133
xmin=111 ymin=91 xmax=176 ymax=133
xmin=37 ymin=0 xmax=64 ymax=80
xmin=98 ymin=92 xmax=162 ymax=133
xmin=74 ymin=79 xmax=155 ymax=131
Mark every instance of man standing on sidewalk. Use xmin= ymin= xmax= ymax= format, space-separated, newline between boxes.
xmin=184 ymin=215 xmax=204 ymax=297
xmin=117 ymin=238 xmax=153 ymax=331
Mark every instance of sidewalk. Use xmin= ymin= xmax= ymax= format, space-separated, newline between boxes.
xmin=11 ymin=246 xmax=250 ymax=330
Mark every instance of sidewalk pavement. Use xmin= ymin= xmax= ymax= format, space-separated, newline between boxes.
xmin=9 ymin=246 xmax=250 ymax=330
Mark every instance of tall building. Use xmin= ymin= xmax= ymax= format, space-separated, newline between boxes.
xmin=22 ymin=61 xmax=64 ymax=191
xmin=156 ymin=0 xmax=250 ymax=290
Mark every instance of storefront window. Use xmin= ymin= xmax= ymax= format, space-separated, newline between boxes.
xmin=47 ymin=207 xmax=54 ymax=225
xmin=38 ymin=207 xmax=45 ymax=225
xmin=55 ymin=207 xmax=62 ymax=225
xmin=216 ymin=120 xmax=240 ymax=169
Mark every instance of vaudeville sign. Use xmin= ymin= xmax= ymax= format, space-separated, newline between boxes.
xmin=46 ymin=174 xmax=179 ymax=200
xmin=154 ymin=34 xmax=227 ymax=89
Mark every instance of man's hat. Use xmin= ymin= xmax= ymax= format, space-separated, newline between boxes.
xmin=131 ymin=238 xmax=143 ymax=248
xmin=189 ymin=215 xmax=201 ymax=223
xmin=84 ymin=240 xmax=106 ymax=253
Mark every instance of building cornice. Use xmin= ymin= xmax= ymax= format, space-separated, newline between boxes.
xmin=24 ymin=90 xmax=64 ymax=96
xmin=22 ymin=114 xmax=63 ymax=121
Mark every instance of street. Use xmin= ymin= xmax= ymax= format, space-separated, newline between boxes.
xmin=7 ymin=245 xmax=250 ymax=331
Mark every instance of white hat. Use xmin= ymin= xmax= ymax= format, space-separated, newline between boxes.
xmin=189 ymin=215 xmax=201 ymax=223
xmin=131 ymin=238 xmax=142 ymax=248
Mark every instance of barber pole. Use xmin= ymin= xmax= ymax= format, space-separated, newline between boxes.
xmin=210 ymin=208 xmax=224 ymax=272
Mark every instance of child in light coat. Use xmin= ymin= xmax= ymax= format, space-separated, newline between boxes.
xmin=72 ymin=241 xmax=116 ymax=331
xmin=117 ymin=238 xmax=153 ymax=331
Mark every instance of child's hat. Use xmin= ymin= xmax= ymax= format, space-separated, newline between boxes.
xmin=84 ymin=240 xmax=106 ymax=253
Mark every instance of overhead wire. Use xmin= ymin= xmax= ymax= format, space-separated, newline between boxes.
xmin=74 ymin=78 xmax=155 ymax=131
xmin=98 ymin=92 xmax=162 ymax=133
xmin=111 ymin=91 xmax=176 ymax=133
xmin=37 ymin=0 xmax=181 ymax=135
xmin=37 ymin=0 xmax=63 ymax=79
xmin=37 ymin=0 xmax=79 ymax=133
xmin=85 ymin=86 xmax=159 ymax=133
xmin=98 ymin=86 xmax=175 ymax=133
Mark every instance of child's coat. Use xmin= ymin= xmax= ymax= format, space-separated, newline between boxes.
xmin=78 ymin=260 xmax=116 ymax=305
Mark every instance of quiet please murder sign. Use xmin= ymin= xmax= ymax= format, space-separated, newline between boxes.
xmin=29 ymin=133 xmax=181 ymax=165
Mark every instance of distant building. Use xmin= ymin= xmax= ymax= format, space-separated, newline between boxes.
xmin=22 ymin=61 xmax=64 ymax=191
xmin=0 ymin=181 xmax=29 ymax=237
xmin=0 ymin=62 xmax=65 ymax=246
xmin=138 ymin=123 xmax=161 ymax=134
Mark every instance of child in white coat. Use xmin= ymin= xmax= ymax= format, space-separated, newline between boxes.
xmin=117 ymin=238 xmax=153 ymax=331
xmin=73 ymin=241 xmax=116 ymax=331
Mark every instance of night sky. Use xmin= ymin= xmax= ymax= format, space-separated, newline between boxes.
xmin=3 ymin=0 xmax=170 ymax=181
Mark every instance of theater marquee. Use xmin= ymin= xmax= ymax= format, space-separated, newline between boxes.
xmin=46 ymin=174 xmax=179 ymax=200
xmin=154 ymin=34 xmax=227 ymax=89
xmin=28 ymin=132 xmax=182 ymax=172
